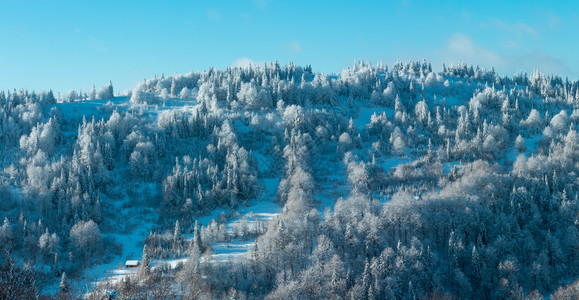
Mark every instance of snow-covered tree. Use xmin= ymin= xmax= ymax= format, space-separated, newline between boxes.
xmin=96 ymin=81 xmax=114 ymax=99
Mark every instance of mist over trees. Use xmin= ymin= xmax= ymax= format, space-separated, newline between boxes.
xmin=0 ymin=61 xmax=578 ymax=298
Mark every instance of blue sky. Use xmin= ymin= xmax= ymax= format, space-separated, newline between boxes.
xmin=1 ymin=0 xmax=578 ymax=94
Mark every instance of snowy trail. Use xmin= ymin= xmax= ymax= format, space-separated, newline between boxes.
xmin=196 ymin=178 xmax=281 ymax=264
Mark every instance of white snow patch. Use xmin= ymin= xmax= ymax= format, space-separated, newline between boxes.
xmin=210 ymin=241 xmax=255 ymax=262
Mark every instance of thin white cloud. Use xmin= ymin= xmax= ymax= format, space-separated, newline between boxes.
xmin=253 ymin=0 xmax=272 ymax=10
xmin=460 ymin=10 xmax=471 ymax=20
xmin=437 ymin=33 xmax=573 ymax=77
xmin=281 ymin=41 xmax=302 ymax=54
xmin=489 ymin=19 xmax=537 ymax=37
xmin=207 ymin=9 xmax=221 ymax=21
xmin=183 ymin=19 xmax=196 ymax=28
xmin=512 ymin=51 xmax=570 ymax=75
xmin=289 ymin=41 xmax=302 ymax=53
xmin=232 ymin=57 xmax=263 ymax=68
xmin=72 ymin=29 xmax=107 ymax=53
xmin=548 ymin=14 xmax=561 ymax=29
xmin=477 ymin=18 xmax=541 ymax=56
xmin=444 ymin=33 xmax=505 ymax=67
xmin=88 ymin=37 xmax=108 ymax=53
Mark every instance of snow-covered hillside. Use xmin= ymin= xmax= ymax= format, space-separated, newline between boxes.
xmin=1 ymin=61 xmax=578 ymax=299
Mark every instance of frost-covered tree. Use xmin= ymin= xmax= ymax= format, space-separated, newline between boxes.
xmin=515 ymin=135 xmax=527 ymax=153
xmin=88 ymin=84 xmax=97 ymax=100
xmin=69 ymin=220 xmax=102 ymax=263
xmin=138 ymin=244 xmax=152 ymax=282
xmin=96 ymin=81 xmax=114 ymax=99
xmin=59 ymin=272 xmax=71 ymax=295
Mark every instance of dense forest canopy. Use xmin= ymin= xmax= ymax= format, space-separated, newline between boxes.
xmin=0 ymin=60 xmax=578 ymax=299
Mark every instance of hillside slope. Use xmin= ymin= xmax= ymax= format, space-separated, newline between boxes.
xmin=0 ymin=61 xmax=578 ymax=299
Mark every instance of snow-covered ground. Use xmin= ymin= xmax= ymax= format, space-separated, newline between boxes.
xmin=201 ymin=178 xmax=281 ymax=263
xmin=209 ymin=241 xmax=256 ymax=262
xmin=85 ymin=177 xmax=282 ymax=291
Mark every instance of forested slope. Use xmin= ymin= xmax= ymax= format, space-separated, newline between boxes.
xmin=0 ymin=61 xmax=578 ymax=299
